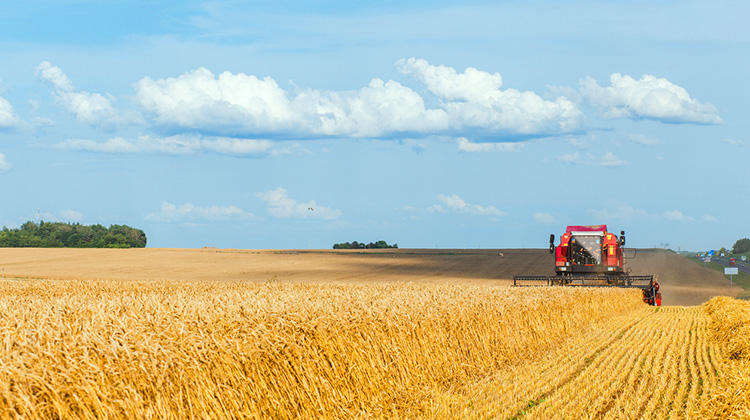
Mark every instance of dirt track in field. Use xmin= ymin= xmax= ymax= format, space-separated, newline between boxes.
xmin=0 ymin=247 xmax=740 ymax=306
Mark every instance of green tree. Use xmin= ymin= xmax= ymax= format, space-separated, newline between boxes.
xmin=0 ymin=221 xmax=147 ymax=248
xmin=334 ymin=240 xmax=397 ymax=249
xmin=733 ymin=238 xmax=750 ymax=254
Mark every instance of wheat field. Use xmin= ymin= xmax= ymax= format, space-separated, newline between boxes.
xmin=0 ymin=278 xmax=747 ymax=419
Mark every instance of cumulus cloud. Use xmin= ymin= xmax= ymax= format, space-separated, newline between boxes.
xmin=57 ymin=134 xmax=274 ymax=156
xmin=428 ymin=194 xmax=504 ymax=216
xmin=0 ymin=96 xmax=22 ymax=129
xmin=36 ymin=61 xmax=121 ymax=127
xmin=533 ymin=212 xmax=556 ymax=224
xmin=580 ymin=73 xmax=722 ymax=124
xmin=146 ymin=201 xmax=256 ymax=222
xmin=134 ymin=59 xmax=585 ymax=140
xmin=257 ymin=187 xmax=341 ymax=219
xmin=0 ymin=152 xmax=10 ymax=172
xmin=397 ymin=58 xmax=584 ymax=135
xmin=456 ymin=137 xmax=524 ymax=152
xmin=136 ymin=67 xmax=446 ymax=138
xmin=558 ymin=151 xmax=628 ymax=167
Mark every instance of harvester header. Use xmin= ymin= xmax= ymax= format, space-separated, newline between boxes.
xmin=515 ymin=225 xmax=661 ymax=306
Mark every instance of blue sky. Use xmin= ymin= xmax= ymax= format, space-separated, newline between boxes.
xmin=0 ymin=0 xmax=747 ymax=250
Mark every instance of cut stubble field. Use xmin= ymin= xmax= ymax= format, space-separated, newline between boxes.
xmin=0 ymin=247 xmax=746 ymax=419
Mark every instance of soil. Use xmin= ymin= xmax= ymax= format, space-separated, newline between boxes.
xmin=0 ymin=247 xmax=739 ymax=306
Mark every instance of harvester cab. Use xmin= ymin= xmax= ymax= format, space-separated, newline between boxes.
xmin=515 ymin=225 xmax=661 ymax=306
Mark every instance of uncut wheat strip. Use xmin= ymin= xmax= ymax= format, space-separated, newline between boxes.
xmin=425 ymin=305 xmax=651 ymax=419
xmin=525 ymin=308 xmax=659 ymax=419
xmin=698 ymin=299 xmax=750 ymax=420
xmin=0 ymin=282 xmax=631 ymax=419
xmin=232 ymin=285 xmax=572 ymax=418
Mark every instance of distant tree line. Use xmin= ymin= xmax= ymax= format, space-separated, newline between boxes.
xmin=0 ymin=221 xmax=147 ymax=248
xmin=333 ymin=240 xmax=397 ymax=250
xmin=733 ymin=238 xmax=750 ymax=254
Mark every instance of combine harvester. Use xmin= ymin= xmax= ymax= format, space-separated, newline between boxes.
xmin=514 ymin=225 xmax=661 ymax=306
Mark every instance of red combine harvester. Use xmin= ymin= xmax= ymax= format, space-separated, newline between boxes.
xmin=513 ymin=225 xmax=661 ymax=306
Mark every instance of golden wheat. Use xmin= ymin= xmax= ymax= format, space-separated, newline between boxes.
xmin=0 ymin=280 xmax=642 ymax=419
xmin=700 ymin=296 xmax=750 ymax=419
xmin=429 ymin=304 xmax=720 ymax=419
xmin=4 ymin=278 xmax=740 ymax=419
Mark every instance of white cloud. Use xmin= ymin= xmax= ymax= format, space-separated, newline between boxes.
xmin=662 ymin=210 xmax=695 ymax=222
xmin=134 ymin=59 xmax=585 ymax=140
xmin=724 ymin=138 xmax=747 ymax=147
xmin=629 ymin=134 xmax=659 ymax=145
xmin=136 ymin=67 xmax=446 ymax=138
xmin=567 ymin=136 xmax=590 ymax=149
xmin=533 ymin=212 xmax=556 ymax=224
xmin=36 ymin=61 xmax=121 ymax=127
xmin=146 ymin=201 xmax=256 ymax=222
xmin=257 ymin=187 xmax=341 ymax=219
xmin=397 ymin=58 xmax=584 ymax=135
xmin=59 ymin=209 xmax=83 ymax=222
xmin=558 ymin=151 xmax=627 ymax=167
xmin=600 ymin=152 xmax=628 ymax=167
xmin=0 ymin=152 xmax=10 ymax=171
xmin=0 ymin=96 xmax=22 ymax=128
xmin=58 ymin=135 xmax=274 ymax=156
xmin=428 ymin=194 xmax=504 ymax=216
xmin=456 ymin=137 xmax=524 ymax=152
xmin=558 ymin=152 xmax=581 ymax=164
xmin=580 ymin=73 xmax=722 ymax=124
xmin=702 ymin=214 xmax=717 ymax=222
xmin=588 ymin=203 xmax=649 ymax=221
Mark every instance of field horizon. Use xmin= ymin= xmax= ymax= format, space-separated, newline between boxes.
xmin=0 ymin=246 xmax=741 ymax=306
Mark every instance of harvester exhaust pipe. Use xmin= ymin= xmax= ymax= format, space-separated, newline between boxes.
xmin=549 ymin=234 xmax=555 ymax=253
